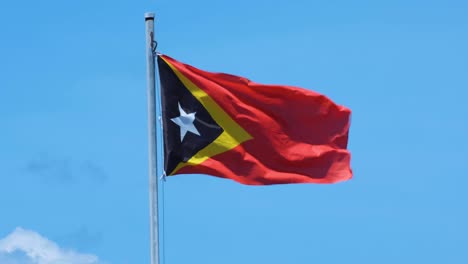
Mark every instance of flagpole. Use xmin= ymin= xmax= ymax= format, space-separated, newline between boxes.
xmin=145 ymin=12 xmax=159 ymax=264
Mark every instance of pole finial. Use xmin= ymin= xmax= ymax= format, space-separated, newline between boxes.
xmin=145 ymin=12 xmax=155 ymax=20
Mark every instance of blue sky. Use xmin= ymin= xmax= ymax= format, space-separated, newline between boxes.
xmin=1 ymin=0 xmax=467 ymax=263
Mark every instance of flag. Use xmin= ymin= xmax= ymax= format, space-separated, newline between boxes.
xmin=157 ymin=54 xmax=352 ymax=185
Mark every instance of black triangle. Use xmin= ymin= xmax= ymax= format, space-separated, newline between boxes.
xmin=158 ymin=56 xmax=224 ymax=174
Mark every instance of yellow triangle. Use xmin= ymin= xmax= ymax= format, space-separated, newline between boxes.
xmin=161 ymin=57 xmax=253 ymax=175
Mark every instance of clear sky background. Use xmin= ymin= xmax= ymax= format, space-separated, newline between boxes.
xmin=1 ymin=0 xmax=467 ymax=263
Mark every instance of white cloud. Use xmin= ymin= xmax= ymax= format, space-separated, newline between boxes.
xmin=0 ymin=227 xmax=104 ymax=264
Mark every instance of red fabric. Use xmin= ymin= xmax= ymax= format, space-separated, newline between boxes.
xmin=162 ymin=54 xmax=352 ymax=185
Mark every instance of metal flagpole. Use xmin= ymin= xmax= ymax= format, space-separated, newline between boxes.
xmin=145 ymin=12 xmax=159 ymax=264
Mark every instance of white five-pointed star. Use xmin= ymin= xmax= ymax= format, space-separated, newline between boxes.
xmin=171 ymin=103 xmax=201 ymax=142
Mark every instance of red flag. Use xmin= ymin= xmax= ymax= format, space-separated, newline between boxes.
xmin=158 ymin=54 xmax=352 ymax=185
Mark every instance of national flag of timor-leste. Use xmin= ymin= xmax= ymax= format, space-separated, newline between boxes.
xmin=157 ymin=54 xmax=352 ymax=185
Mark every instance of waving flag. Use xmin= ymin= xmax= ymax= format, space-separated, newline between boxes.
xmin=157 ymin=54 xmax=352 ymax=185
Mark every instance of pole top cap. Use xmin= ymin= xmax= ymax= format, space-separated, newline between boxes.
xmin=145 ymin=12 xmax=155 ymax=20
